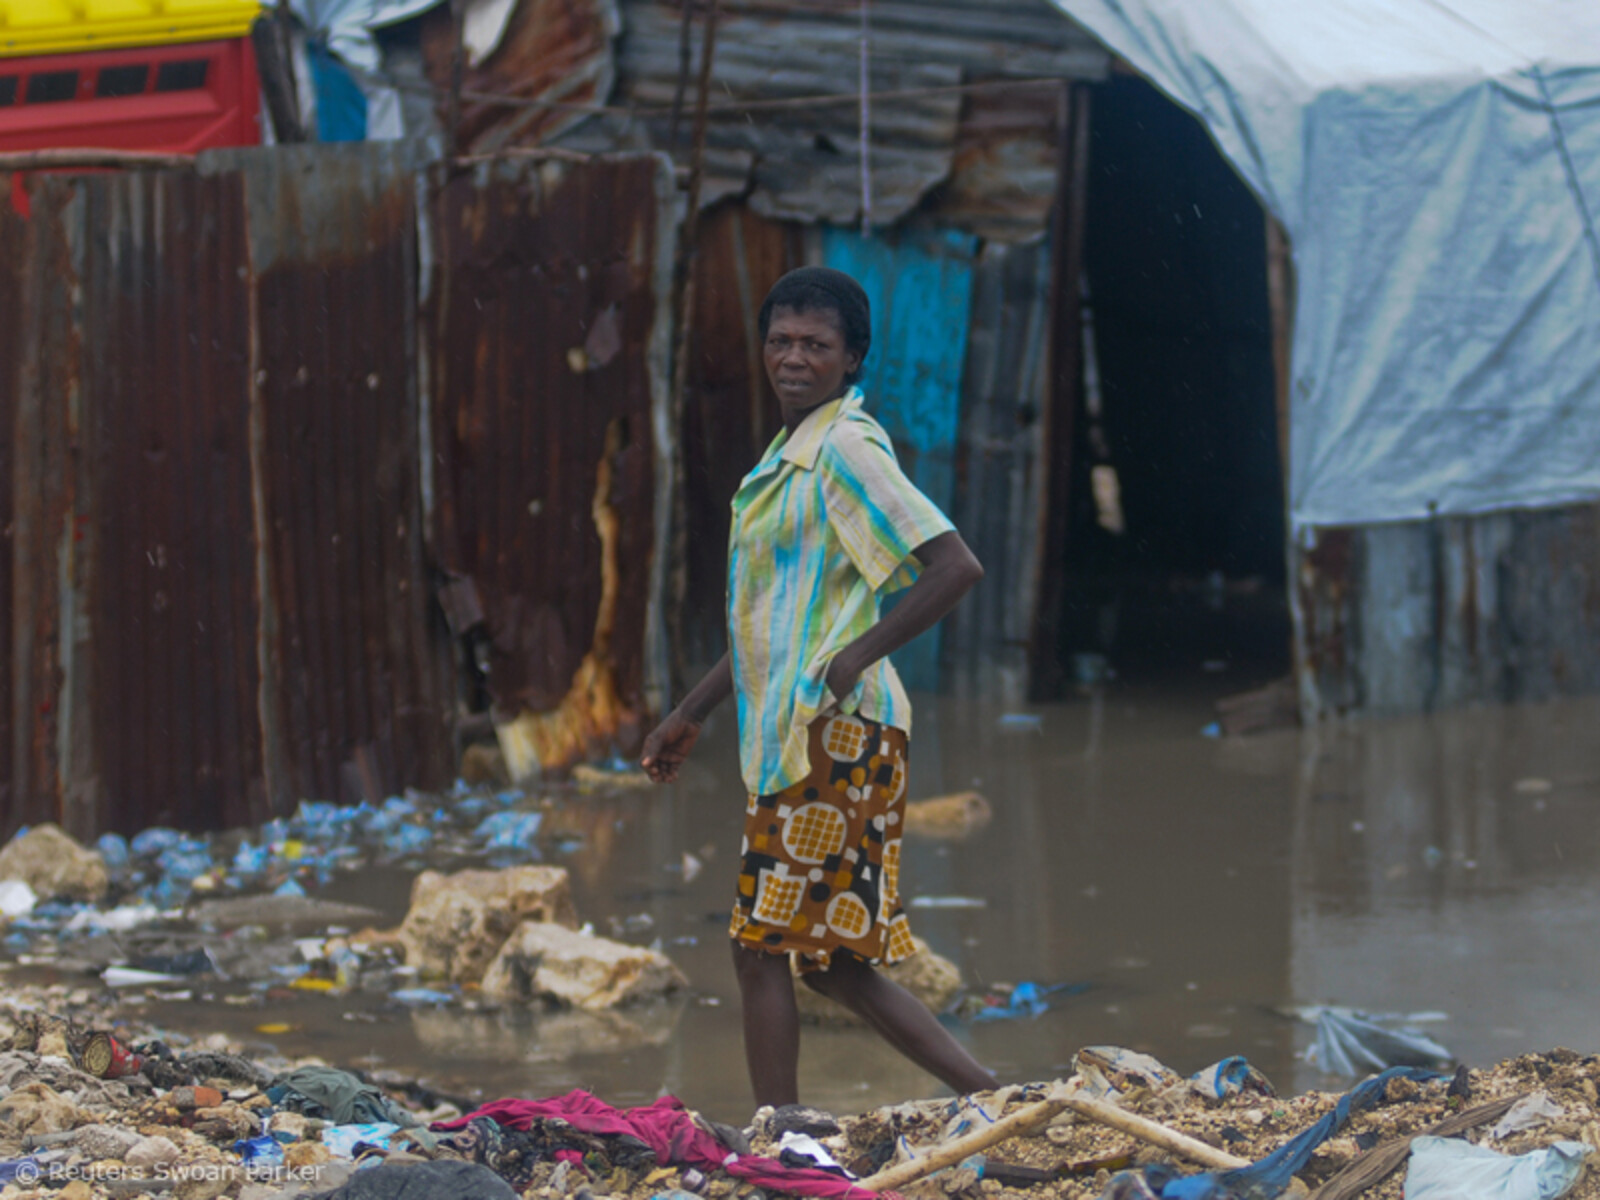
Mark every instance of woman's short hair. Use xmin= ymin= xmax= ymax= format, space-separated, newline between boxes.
xmin=758 ymin=267 xmax=872 ymax=384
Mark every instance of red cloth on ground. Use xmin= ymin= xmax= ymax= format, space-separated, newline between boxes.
xmin=431 ymin=1090 xmax=882 ymax=1200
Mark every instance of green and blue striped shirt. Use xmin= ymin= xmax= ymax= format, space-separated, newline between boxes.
xmin=727 ymin=387 xmax=954 ymax=795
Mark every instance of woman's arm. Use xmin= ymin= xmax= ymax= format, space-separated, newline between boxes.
xmin=824 ymin=531 xmax=983 ymax=701
xmin=640 ymin=653 xmax=733 ymax=783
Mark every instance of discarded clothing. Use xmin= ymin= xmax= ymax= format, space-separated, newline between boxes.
xmin=1102 ymin=1066 xmax=1442 ymax=1200
xmin=1404 ymin=1136 xmax=1592 ymax=1200
xmin=435 ymin=1115 xmax=628 ymax=1191
xmin=1306 ymin=1009 xmax=1453 ymax=1076
xmin=318 ymin=1159 xmax=518 ymax=1200
xmin=269 ymin=1066 xmax=418 ymax=1128
xmin=1492 ymin=1093 xmax=1566 ymax=1140
xmin=433 ymin=1090 xmax=879 ymax=1199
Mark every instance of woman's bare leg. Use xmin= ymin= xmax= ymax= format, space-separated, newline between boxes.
xmin=803 ymin=953 xmax=996 ymax=1094
xmin=731 ymin=942 xmax=802 ymax=1107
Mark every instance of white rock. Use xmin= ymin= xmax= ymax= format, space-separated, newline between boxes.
xmin=480 ymin=921 xmax=687 ymax=1009
xmin=126 ymin=1134 xmax=181 ymax=1168
xmin=0 ymin=824 xmax=108 ymax=902
xmin=395 ymin=866 xmax=578 ymax=984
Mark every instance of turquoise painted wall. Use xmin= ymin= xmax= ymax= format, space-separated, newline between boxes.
xmin=822 ymin=226 xmax=978 ymax=691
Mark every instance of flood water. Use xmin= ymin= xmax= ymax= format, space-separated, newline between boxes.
xmin=145 ymin=688 xmax=1600 ymax=1125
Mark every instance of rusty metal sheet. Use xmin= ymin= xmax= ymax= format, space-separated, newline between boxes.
xmin=553 ymin=0 xmax=1107 ymax=227
xmin=1295 ymin=506 xmax=1600 ymax=717
xmin=227 ymin=145 xmax=454 ymax=810
xmin=928 ymin=85 xmax=1065 ymax=243
xmin=419 ymin=0 xmax=619 ymax=154
xmin=0 ymin=174 xmax=79 ymax=837
xmin=944 ymin=238 xmax=1054 ymax=683
xmin=681 ymin=205 xmax=802 ymax=663
xmin=426 ymin=153 xmax=675 ymax=780
xmin=76 ymin=169 xmax=266 ymax=834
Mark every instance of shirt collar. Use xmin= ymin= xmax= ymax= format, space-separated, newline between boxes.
xmin=776 ymin=387 xmax=862 ymax=471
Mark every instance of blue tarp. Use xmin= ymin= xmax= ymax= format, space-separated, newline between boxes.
xmin=1050 ymin=0 xmax=1600 ymax=531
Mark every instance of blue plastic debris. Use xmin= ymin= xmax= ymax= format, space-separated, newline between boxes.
xmin=95 ymin=833 xmax=130 ymax=871
xmin=382 ymin=824 xmax=434 ymax=857
xmin=970 ymin=981 xmax=1088 ymax=1022
xmin=390 ymin=988 xmax=455 ymax=1007
xmin=1103 ymin=1066 xmax=1442 ymax=1200
xmin=1188 ymin=1057 xmax=1275 ymax=1101
xmin=1305 ymin=1008 xmax=1453 ymax=1076
xmin=234 ymin=1135 xmax=285 ymax=1167
xmin=322 ymin=1123 xmax=402 ymax=1159
xmin=475 ymin=811 xmax=542 ymax=851
xmin=274 ymin=878 xmax=307 ymax=898
xmin=1405 ymin=1136 xmax=1592 ymax=1200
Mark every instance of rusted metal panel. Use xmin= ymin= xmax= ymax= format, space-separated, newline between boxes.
xmin=226 ymin=144 xmax=454 ymax=810
xmin=1295 ymin=506 xmax=1600 ymax=717
xmin=555 ymin=0 xmax=1107 ymax=229
xmin=75 ymin=169 xmax=266 ymax=833
xmin=0 ymin=174 xmax=80 ymax=837
xmin=681 ymin=205 xmax=802 ymax=664
xmin=426 ymin=153 xmax=675 ymax=780
xmin=945 ymin=238 xmax=1054 ymax=689
xmin=418 ymin=0 xmax=620 ymax=154
xmin=927 ymin=85 xmax=1065 ymax=244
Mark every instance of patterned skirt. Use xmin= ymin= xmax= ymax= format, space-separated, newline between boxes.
xmin=729 ymin=712 xmax=917 ymax=972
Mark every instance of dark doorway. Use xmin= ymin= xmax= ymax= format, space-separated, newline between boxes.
xmin=1058 ymin=75 xmax=1289 ymax=689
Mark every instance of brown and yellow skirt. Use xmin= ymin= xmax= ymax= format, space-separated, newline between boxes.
xmin=730 ymin=712 xmax=917 ymax=971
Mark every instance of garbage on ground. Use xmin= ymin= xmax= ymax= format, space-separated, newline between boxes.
xmin=902 ymin=791 xmax=993 ymax=839
xmin=1405 ymin=1135 xmax=1592 ymax=1200
xmin=0 ymin=982 xmax=1596 ymax=1200
xmin=1494 ymin=1092 xmax=1569 ymax=1139
xmin=948 ymin=981 xmax=1090 ymax=1023
xmin=1298 ymin=1006 xmax=1456 ymax=1076
xmin=1187 ymin=1056 xmax=1277 ymax=1103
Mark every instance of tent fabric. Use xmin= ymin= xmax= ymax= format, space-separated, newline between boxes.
xmin=1049 ymin=0 xmax=1600 ymax=530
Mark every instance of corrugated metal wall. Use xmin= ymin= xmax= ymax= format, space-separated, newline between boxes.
xmin=1296 ymin=505 xmax=1600 ymax=716
xmin=428 ymin=155 xmax=675 ymax=780
xmin=0 ymin=146 xmax=677 ymax=835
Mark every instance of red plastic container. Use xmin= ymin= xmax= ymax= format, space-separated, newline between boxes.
xmin=0 ymin=37 xmax=261 ymax=154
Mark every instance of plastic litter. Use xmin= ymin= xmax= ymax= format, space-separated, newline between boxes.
xmin=0 ymin=1157 xmax=45 ymax=1185
xmin=1304 ymin=1007 xmax=1453 ymax=1076
xmin=390 ymin=988 xmax=455 ymax=1007
xmin=235 ymin=1134 xmax=286 ymax=1167
xmin=1188 ymin=1057 xmax=1275 ymax=1102
xmin=475 ymin=811 xmax=543 ymax=852
xmin=322 ymin=1123 xmax=402 ymax=1159
xmin=968 ymin=981 xmax=1089 ymax=1022
xmin=95 ymin=833 xmax=131 ymax=870
xmin=1103 ymin=1066 xmax=1443 ymax=1200
xmin=0 ymin=881 xmax=36 ymax=919
xmin=103 ymin=966 xmax=185 ymax=988
xmin=776 ymin=1131 xmax=854 ymax=1178
xmin=1404 ymin=1136 xmax=1592 ymax=1200
xmin=64 ymin=903 xmax=158 ymax=933
xmin=908 ymin=896 xmax=987 ymax=910
xmin=274 ymin=878 xmax=307 ymax=898
xmin=996 ymin=713 xmax=1043 ymax=732
xmin=1493 ymin=1092 xmax=1567 ymax=1140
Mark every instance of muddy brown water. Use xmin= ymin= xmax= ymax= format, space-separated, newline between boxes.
xmin=140 ymin=689 xmax=1600 ymax=1125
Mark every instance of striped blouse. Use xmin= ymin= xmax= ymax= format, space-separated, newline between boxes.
xmin=727 ymin=387 xmax=954 ymax=796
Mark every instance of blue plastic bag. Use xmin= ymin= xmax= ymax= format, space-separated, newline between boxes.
xmin=1404 ymin=1137 xmax=1591 ymax=1200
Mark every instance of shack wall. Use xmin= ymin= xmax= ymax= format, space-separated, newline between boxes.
xmin=0 ymin=145 xmax=678 ymax=836
xmin=1296 ymin=505 xmax=1600 ymax=717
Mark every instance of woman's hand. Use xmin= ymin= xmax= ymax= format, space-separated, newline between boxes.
xmin=825 ymin=652 xmax=863 ymax=705
xmin=641 ymin=710 xmax=703 ymax=783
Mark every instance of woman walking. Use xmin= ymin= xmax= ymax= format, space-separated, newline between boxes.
xmin=641 ymin=267 xmax=996 ymax=1108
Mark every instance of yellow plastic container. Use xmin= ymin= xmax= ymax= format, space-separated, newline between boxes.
xmin=0 ymin=0 xmax=260 ymax=57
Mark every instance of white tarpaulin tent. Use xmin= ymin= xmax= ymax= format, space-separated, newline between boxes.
xmin=1049 ymin=0 xmax=1600 ymax=530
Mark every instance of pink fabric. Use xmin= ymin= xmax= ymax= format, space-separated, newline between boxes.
xmin=432 ymin=1090 xmax=883 ymax=1199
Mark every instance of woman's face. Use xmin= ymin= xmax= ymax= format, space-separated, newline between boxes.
xmin=763 ymin=305 xmax=862 ymax=416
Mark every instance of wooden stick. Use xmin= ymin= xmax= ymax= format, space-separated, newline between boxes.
xmin=859 ymin=1086 xmax=1076 ymax=1192
xmin=1307 ymin=1095 xmax=1518 ymax=1200
xmin=1060 ymin=1094 xmax=1251 ymax=1172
